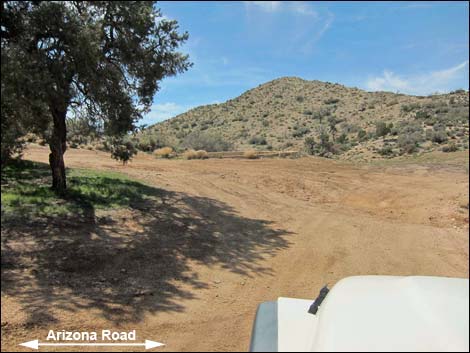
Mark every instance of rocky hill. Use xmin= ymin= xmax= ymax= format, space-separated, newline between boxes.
xmin=139 ymin=77 xmax=469 ymax=160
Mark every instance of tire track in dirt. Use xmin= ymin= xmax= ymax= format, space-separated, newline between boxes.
xmin=2 ymin=145 xmax=468 ymax=352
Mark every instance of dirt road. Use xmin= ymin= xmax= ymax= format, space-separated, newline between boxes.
xmin=2 ymin=145 xmax=469 ymax=351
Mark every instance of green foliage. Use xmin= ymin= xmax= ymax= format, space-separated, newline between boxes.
xmin=106 ymin=136 xmax=138 ymax=164
xmin=340 ymin=123 xmax=360 ymax=134
xmin=2 ymin=1 xmax=191 ymax=184
xmin=183 ymin=131 xmax=233 ymax=151
xmin=324 ymin=98 xmax=340 ymax=105
xmin=135 ymin=131 xmax=169 ymax=152
xmin=379 ymin=144 xmax=395 ymax=157
xmin=1 ymin=112 xmax=26 ymax=165
xmin=1 ymin=160 xmax=158 ymax=222
xmin=304 ymin=128 xmax=336 ymax=157
xmin=401 ymin=103 xmax=421 ymax=113
xmin=327 ymin=116 xmax=338 ymax=138
xmin=292 ymin=126 xmax=310 ymax=138
xmin=375 ymin=121 xmax=391 ymax=137
xmin=415 ymin=110 xmax=431 ymax=120
xmin=3 ymin=0 xmax=191 ymax=135
xmin=337 ymin=133 xmax=348 ymax=144
xmin=429 ymin=129 xmax=448 ymax=144
xmin=357 ymin=129 xmax=368 ymax=141
xmin=249 ymin=136 xmax=268 ymax=145
xmin=304 ymin=137 xmax=316 ymax=155
xmin=397 ymin=134 xmax=420 ymax=154
xmin=442 ymin=143 xmax=458 ymax=152
xmin=67 ymin=117 xmax=100 ymax=146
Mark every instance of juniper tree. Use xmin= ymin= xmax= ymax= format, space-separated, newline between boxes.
xmin=1 ymin=1 xmax=191 ymax=193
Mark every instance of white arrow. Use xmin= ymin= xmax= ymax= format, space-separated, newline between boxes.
xmin=20 ymin=339 xmax=165 ymax=350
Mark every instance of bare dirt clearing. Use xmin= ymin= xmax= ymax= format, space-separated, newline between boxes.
xmin=2 ymin=145 xmax=469 ymax=352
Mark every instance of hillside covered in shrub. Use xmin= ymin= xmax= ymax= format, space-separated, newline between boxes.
xmin=138 ymin=77 xmax=469 ymax=160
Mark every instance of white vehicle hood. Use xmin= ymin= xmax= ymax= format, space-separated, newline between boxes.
xmin=277 ymin=276 xmax=469 ymax=352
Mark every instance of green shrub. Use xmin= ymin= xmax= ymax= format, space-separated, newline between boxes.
xmin=1 ymin=120 xmax=25 ymax=165
xmin=249 ymin=136 xmax=267 ymax=145
xmin=107 ymin=136 xmax=138 ymax=164
xmin=183 ymin=131 xmax=233 ymax=152
xmin=401 ymin=103 xmax=421 ymax=113
xmin=415 ymin=110 xmax=431 ymax=120
xmin=357 ymin=129 xmax=368 ymax=141
xmin=337 ymin=133 xmax=348 ymax=144
xmin=324 ymin=98 xmax=340 ymax=105
xmin=304 ymin=137 xmax=316 ymax=155
xmin=292 ymin=127 xmax=310 ymax=138
xmin=442 ymin=143 xmax=458 ymax=152
xmin=397 ymin=134 xmax=419 ymax=154
xmin=135 ymin=132 xmax=168 ymax=151
xmin=430 ymin=130 xmax=448 ymax=144
xmin=341 ymin=123 xmax=360 ymax=134
xmin=379 ymin=144 xmax=394 ymax=156
xmin=375 ymin=121 xmax=391 ymax=137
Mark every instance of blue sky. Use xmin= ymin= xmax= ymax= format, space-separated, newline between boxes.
xmin=142 ymin=1 xmax=469 ymax=126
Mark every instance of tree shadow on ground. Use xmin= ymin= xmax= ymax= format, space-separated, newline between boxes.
xmin=1 ymin=161 xmax=292 ymax=325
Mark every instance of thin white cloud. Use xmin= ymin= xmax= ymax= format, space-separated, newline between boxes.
xmin=300 ymin=11 xmax=334 ymax=54
xmin=289 ymin=2 xmax=319 ymax=17
xmin=365 ymin=61 xmax=469 ymax=95
xmin=244 ymin=1 xmax=318 ymax=17
xmin=244 ymin=2 xmax=332 ymax=55
xmin=245 ymin=1 xmax=281 ymax=12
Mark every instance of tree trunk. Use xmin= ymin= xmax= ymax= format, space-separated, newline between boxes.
xmin=49 ymin=108 xmax=67 ymax=194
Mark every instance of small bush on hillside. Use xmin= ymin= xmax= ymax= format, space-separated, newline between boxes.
xmin=442 ymin=143 xmax=458 ymax=152
xmin=375 ymin=121 xmax=391 ymax=137
xmin=395 ymin=120 xmax=424 ymax=137
xmin=304 ymin=130 xmax=336 ymax=157
xmin=401 ymin=103 xmax=421 ymax=113
xmin=304 ymin=137 xmax=316 ymax=155
xmin=324 ymin=98 xmax=340 ymax=105
xmin=292 ymin=126 xmax=310 ymax=138
xmin=430 ymin=130 xmax=448 ymax=144
xmin=154 ymin=147 xmax=173 ymax=158
xmin=249 ymin=136 xmax=267 ymax=145
xmin=341 ymin=123 xmax=360 ymax=134
xmin=337 ymin=133 xmax=348 ymax=144
xmin=415 ymin=110 xmax=431 ymax=120
xmin=183 ymin=131 xmax=232 ymax=152
xmin=397 ymin=134 xmax=419 ymax=154
xmin=379 ymin=144 xmax=395 ymax=157
xmin=357 ymin=129 xmax=368 ymax=141
xmin=136 ymin=132 xmax=168 ymax=151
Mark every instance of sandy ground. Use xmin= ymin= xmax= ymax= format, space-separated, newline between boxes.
xmin=2 ymin=145 xmax=469 ymax=352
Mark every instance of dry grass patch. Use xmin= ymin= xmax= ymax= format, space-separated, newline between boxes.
xmin=183 ymin=149 xmax=209 ymax=160
xmin=244 ymin=150 xmax=258 ymax=159
xmin=154 ymin=146 xmax=174 ymax=158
